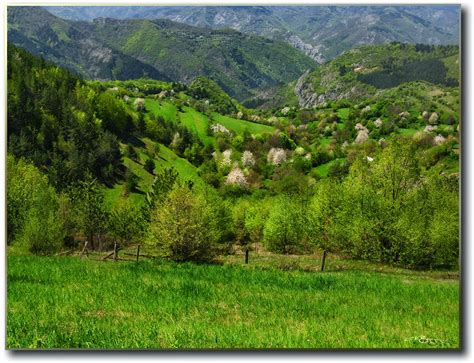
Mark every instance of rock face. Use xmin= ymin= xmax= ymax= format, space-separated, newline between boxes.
xmin=287 ymin=35 xmax=326 ymax=63
xmin=294 ymin=68 xmax=369 ymax=109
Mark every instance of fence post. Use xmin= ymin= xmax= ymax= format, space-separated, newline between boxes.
xmin=321 ymin=250 xmax=327 ymax=272
xmin=113 ymin=241 xmax=118 ymax=262
xmin=245 ymin=249 xmax=249 ymax=264
xmin=81 ymin=241 xmax=88 ymax=257
xmin=136 ymin=245 xmax=140 ymax=262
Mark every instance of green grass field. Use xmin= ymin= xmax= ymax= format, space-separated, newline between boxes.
xmin=144 ymin=99 xmax=177 ymax=123
xmin=7 ymin=255 xmax=459 ymax=349
xmin=314 ymin=158 xmax=346 ymax=178
xmin=211 ymin=113 xmax=274 ymax=135
xmin=104 ymin=138 xmax=203 ymax=209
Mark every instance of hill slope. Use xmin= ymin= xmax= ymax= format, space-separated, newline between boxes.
xmin=293 ymin=42 xmax=459 ymax=108
xmin=7 ymin=6 xmax=170 ymax=81
xmin=8 ymin=6 xmax=316 ymax=102
xmin=45 ymin=5 xmax=460 ymax=63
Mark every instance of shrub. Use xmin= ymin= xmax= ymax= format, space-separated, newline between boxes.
xmin=147 ymin=185 xmax=221 ymax=262
xmin=263 ymin=196 xmax=308 ymax=254
xmin=7 ymin=155 xmax=65 ymax=254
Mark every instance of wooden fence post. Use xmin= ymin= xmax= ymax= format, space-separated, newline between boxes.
xmin=81 ymin=241 xmax=88 ymax=257
xmin=245 ymin=249 xmax=249 ymax=264
xmin=321 ymin=250 xmax=327 ymax=272
xmin=113 ymin=241 xmax=118 ymax=262
xmin=136 ymin=245 xmax=140 ymax=262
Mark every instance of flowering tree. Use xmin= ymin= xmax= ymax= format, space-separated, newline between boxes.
xmin=241 ymin=150 xmax=255 ymax=168
xmin=267 ymin=148 xmax=287 ymax=165
xmin=220 ymin=149 xmax=232 ymax=167
xmin=134 ymin=98 xmax=145 ymax=112
xmin=225 ymin=166 xmax=248 ymax=187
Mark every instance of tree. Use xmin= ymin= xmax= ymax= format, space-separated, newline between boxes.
xmin=144 ymin=159 xmax=155 ymax=175
xmin=124 ymin=169 xmax=139 ymax=195
xmin=108 ymin=201 xmax=146 ymax=247
xmin=147 ymin=184 xmax=221 ymax=262
xmin=263 ymin=196 xmax=308 ymax=254
xmin=68 ymin=178 xmax=108 ymax=250
xmin=144 ymin=167 xmax=179 ymax=217
xmin=7 ymin=155 xmax=65 ymax=254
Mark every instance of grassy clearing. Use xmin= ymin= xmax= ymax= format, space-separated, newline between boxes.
xmin=211 ymin=113 xmax=274 ymax=135
xmin=104 ymin=138 xmax=203 ymax=209
xmin=144 ymin=99 xmax=177 ymax=123
xmin=398 ymin=128 xmax=419 ymax=137
xmin=7 ymin=255 xmax=459 ymax=349
xmin=314 ymin=158 xmax=346 ymax=177
xmin=179 ymin=107 xmax=214 ymax=146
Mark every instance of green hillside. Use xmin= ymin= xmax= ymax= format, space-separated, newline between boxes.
xmin=8 ymin=6 xmax=316 ymax=102
xmin=294 ymin=43 xmax=459 ymax=108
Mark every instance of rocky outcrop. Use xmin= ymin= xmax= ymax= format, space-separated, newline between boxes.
xmin=287 ymin=35 xmax=326 ymax=63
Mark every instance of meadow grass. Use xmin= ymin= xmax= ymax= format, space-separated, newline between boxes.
xmin=178 ymin=107 xmax=215 ymax=146
xmin=314 ymin=158 xmax=346 ymax=177
xmin=104 ymin=138 xmax=203 ymax=209
xmin=211 ymin=113 xmax=274 ymax=135
xmin=144 ymin=99 xmax=177 ymax=123
xmin=7 ymin=255 xmax=459 ymax=349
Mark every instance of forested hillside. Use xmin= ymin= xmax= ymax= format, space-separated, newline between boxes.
xmin=7 ymin=44 xmax=459 ymax=269
xmin=45 ymin=5 xmax=460 ymax=63
xmin=8 ymin=6 xmax=315 ymax=102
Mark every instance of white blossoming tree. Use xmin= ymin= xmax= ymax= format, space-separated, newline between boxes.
xmin=241 ymin=150 xmax=255 ymax=168
xmin=267 ymin=148 xmax=287 ymax=165
xmin=225 ymin=166 xmax=248 ymax=187
xmin=220 ymin=149 xmax=232 ymax=167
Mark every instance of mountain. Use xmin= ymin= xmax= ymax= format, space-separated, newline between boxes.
xmin=8 ymin=6 xmax=316 ymax=102
xmin=7 ymin=6 xmax=170 ymax=81
xmin=292 ymin=42 xmax=459 ymax=108
xmin=45 ymin=5 xmax=460 ymax=63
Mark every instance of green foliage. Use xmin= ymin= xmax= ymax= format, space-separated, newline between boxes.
xmin=95 ymin=92 xmax=132 ymax=135
xmin=7 ymin=45 xmax=122 ymax=189
xmin=68 ymin=178 xmax=108 ymax=250
xmin=108 ymin=200 xmax=146 ymax=246
xmin=147 ymin=184 xmax=221 ymax=262
xmin=7 ymin=155 xmax=64 ymax=254
xmin=263 ymin=196 xmax=309 ymax=254
xmin=188 ymin=76 xmax=237 ymax=115
xmin=143 ymin=158 xmax=155 ymax=174
xmin=315 ymin=141 xmax=459 ymax=268
xmin=144 ymin=167 xmax=179 ymax=214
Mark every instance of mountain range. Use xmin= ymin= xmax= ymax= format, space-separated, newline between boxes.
xmin=45 ymin=5 xmax=460 ymax=62
xmin=7 ymin=6 xmax=315 ymax=102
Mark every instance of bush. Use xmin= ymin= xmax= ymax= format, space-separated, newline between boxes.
xmin=147 ymin=185 xmax=221 ymax=262
xmin=318 ymin=141 xmax=459 ymax=268
xmin=263 ymin=196 xmax=308 ymax=254
xmin=15 ymin=210 xmax=64 ymax=255
xmin=7 ymin=155 xmax=65 ymax=254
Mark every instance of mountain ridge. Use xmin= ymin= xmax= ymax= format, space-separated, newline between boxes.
xmin=8 ymin=6 xmax=316 ymax=102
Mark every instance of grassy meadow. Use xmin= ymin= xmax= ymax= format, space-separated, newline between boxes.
xmin=7 ymin=254 xmax=459 ymax=349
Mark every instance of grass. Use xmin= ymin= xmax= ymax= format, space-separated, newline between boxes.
xmin=179 ymin=107 xmax=215 ymax=146
xmin=144 ymin=99 xmax=177 ymax=123
xmin=104 ymin=138 xmax=203 ymax=209
xmin=314 ymin=158 xmax=346 ymax=178
xmin=7 ymin=255 xmax=459 ymax=349
xmin=211 ymin=113 xmax=274 ymax=135
xmin=398 ymin=128 xmax=419 ymax=137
